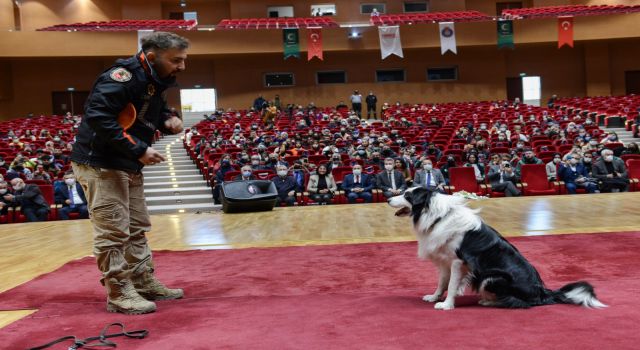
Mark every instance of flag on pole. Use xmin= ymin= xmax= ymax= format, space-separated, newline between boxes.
xmin=307 ymin=28 xmax=323 ymax=61
xmin=378 ymin=26 xmax=404 ymax=59
xmin=497 ymin=20 xmax=514 ymax=49
xmin=438 ymin=22 xmax=457 ymax=55
xmin=558 ymin=16 xmax=574 ymax=48
xmin=283 ymin=29 xmax=300 ymax=59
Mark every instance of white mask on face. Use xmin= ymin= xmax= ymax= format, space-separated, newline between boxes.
xmin=605 ymin=155 xmax=614 ymax=162
xmin=277 ymin=170 xmax=288 ymax=177
xmin=0 ymin=189 xmax=6 ymax=195
xmin=553 ymin=158 xmax=561 ymax=164
xmin=65 ymin=178 xmax=76 ymax=186
xmin=13 ymin=185 xmax=22 ymax=191
xmin=423 ymin=164 xmax=433 ymax=171
xmin=583 ymin=158 xmax=591 ymax=163
xmin=569 ymin=159 xmax=578 ymax=165
xmin=353 ymin=169 xmax=362 ymax=176
xmin=384 ymin=164 xmax=394 ymax=171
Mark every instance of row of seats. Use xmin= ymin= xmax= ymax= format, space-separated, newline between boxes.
xmin=370 ymin=11 xmax=492 ymax=26
xmin=37 ymin=19 xmax=198 ymax=32
xmin=554 ymin=95 xmax=640 ymax=129
xmin=502 ymin=4 xmax=640 ymax=20
xmin=216 ymin=17 xmax=338 ymax=30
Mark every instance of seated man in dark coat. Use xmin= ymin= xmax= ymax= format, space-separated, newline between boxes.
xmin=272 ymin=165 xmax=297 ymax=206
xmin=4 ymin=178 xmax=49 ymax=222
xmin=55 ymin=171 xmax=89 ymax=219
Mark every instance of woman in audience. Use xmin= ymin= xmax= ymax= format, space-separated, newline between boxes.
xmin=394 ymin=158 xmax=412 ymax=186
xmin=440 ymin=155 xmax=458 ymax=185
xmin=600 ymin=131 xmax=619 ymax=144
xmin=464 ymin=153 xmax=485 ymax=183
xmin=546 ymin=153 xmax=561 ymax=181
xmin=306 ymin=164 xmax=337 ymax=205
xmin=621 ymin=142 xmax=640 ymax=155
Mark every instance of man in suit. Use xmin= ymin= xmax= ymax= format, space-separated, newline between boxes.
xmin=3 ymin=178 xmax=49 ymax=222
xmin=413 ymin=159 xmax=446 ymax=193
xmin=376 ymin=158 xmax=407 ymax=199
xmin=234 ymin=165 xmax=257 ymax=181
xmin=487 ymin=161 xmax=521 ymax=197
xmin=341 ymin=164 xmax=374 ymax=203
xmin=592 ymin=149 xmax=629 ymax=192
xmin=557 ymin=155 xmax=598 ymax=194
xmin=273 ymin=165 xmax=297 ymax=206
xmin=55 ymin=172 xmax=89 ymax=219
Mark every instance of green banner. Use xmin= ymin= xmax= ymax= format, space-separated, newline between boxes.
xmin=283 ymin=29 xmax=300 ymax=59
xmin=497 ymin=20 xmax=514 ymax=49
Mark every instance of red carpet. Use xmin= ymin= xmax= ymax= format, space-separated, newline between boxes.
xmin=1 ymin=232 xmax=640 ymax=349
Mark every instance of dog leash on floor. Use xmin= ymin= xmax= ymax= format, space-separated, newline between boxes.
xmin=28 ymin=322 xmax=148 ymax=350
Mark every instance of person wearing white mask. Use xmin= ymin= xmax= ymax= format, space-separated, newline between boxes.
xmin=272 ymin=165 xmax=297 ymax=206
xmin=413 ymin=159 xmax=446 ymax=193
xmin=592 ymin=149 xmax=629 ymax=192
xmin=342 ymin=164 xmax=374 ymax=203
xmin=376 ymin=158 xmax=407 ymax=199
xmin=546 ymin=153 xmax=562 ymax=181
xmin=55 ymin=171 xmax=89 ymax=220
xmin=234 ymin=165 xmax=256 ymax=181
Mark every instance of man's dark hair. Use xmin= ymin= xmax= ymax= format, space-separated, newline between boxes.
xmin=141 ymin=32 xmax=190 ymax=53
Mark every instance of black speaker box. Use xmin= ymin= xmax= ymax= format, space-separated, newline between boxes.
xmin=220 ymin=180 xmax=278 ymax=213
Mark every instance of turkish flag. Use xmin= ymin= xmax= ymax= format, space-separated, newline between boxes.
xmin=308 ymin=28 xmax=323 ymax=61
xmin=558 ymin=16 xmax=574 ymax=48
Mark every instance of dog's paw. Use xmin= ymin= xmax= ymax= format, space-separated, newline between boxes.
xmin=434 ymin=301 xmax=455 ymax=310
xmin=422 ymin=294 xmax=442 ymax=303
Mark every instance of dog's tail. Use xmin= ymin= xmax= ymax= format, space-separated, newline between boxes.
xmin=550 ymin=281 xmax=607 ymax=308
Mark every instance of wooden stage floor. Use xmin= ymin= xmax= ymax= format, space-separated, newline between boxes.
xmin=1 ymin=192 xmax=638 ymax=327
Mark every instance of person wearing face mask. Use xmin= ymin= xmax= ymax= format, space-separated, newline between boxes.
xmin=546 ymin=153 xmax=562 ymax=181
xmin=424 ymin=142 xmax=442 ymax=162
xmin=249 ymin=155 xmax=267 ymax=170
xmin=55 ymin=172 xmax=89 ymax=220
xmin=234 ymin=165 xmax=256 ymax=181
xmin=582 ymin=139 xmax=600 ymax=153
xmin=307 ymin=164 xmax=337 ymax=205
xmin=213 ymin=156 xmax=235 ymax=204
xmin=558 ymin=155 xmax=598 ymax=194
xmin=621 ymin=142 xmax=640 ymax=155
xmin=327 ymin=153 xmax=344 ymax=172
xmin=581 ymin=153 xmax=594 ymax=176
xmin=272 ymin=165 xmax=297 ymax=206
xmin=3 ymin=178 xmax=50 ymax=222
xmin=413 ymin=159 xmax=446 ymax=193
xmin=592 ymin=149 xmax=629 ymax=192
xmin=342 ymin=164 xmax=374 ymax=203
xmin=376 ymin=158 xmax=407 ymax=199
xmin=600 ymin=132 xmax=619 ymax=144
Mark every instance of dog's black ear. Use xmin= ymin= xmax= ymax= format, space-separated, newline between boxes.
xmin=410 ymin=188 xmax=434 ymax=223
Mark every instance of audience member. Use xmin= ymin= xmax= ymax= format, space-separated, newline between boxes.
xmin=342 ymin=164 xmax=374 ymax=203
xmin=55 ymin=171 xmax=89 ymax=219
xmin=546 ymin=153 xmax=561 ymax=181
xmin=365 ymin=91 xmax=377 ymax=119
xmin=413 ymin=159 xmax=446 ymax=193
xmin=235 ymin=165 xmax=256 ymax=181
xmin=0 ymin=181 xmax=9 ymax=217
xmin=273 ymin=165 xmax=297 ymax=206
xmin=307 ymin=164 xmax=337 ymax=205
xmin=394 ymin=158 xmax=412 ymax=186
xmin=515 ymin=149 xmax=543 ymax=178
xmin=592 ymin=149 xmax=629 ymax=192
xmin=558 ymin=155 xmax=598 ymax=194
xmin=487 ymin=161 xmax=521 ymax=197
xmin=350 ymin=90 xmax=362 ymax=118
xmin=376 ymin=158 xmax=407 ymax=199
xmin=464 ymin=154 xmax=485 ymax=183
xmin=3 ymin=178 xmax=49 ymax=222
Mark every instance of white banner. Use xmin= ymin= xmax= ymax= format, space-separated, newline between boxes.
xmin=137 ymin=30 xmax=154 ymax=51
xmin=439 ymin=22 xmax=457 ymax=55
xmin=378 ymin=26 xmax=403 ymax=59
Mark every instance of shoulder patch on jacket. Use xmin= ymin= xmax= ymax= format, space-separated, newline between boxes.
xmin=109 ymin=68 xmax=132 ymax=82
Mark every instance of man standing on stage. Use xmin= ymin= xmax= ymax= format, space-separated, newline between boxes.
xmin=71 ymin=32 xmax=188 ymax=314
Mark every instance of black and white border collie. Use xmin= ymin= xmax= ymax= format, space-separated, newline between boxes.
xmin=388 ymin=187 xmax=606 ymax=310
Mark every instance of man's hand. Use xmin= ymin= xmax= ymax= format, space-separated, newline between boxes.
xmin=606 ymin=174 xmax=614 ymax=178
xmin=287 ymin=191 xmax=295 ymax=197
xmin=4 ymin=194 xmax=14 ymax=201
xmin=139 ymin=147 xmax=166 ymax=166
xmin=164 ymin=116 xmax=183 ymax=134
xmin=65 ymin=199 xmax=72 ymax=205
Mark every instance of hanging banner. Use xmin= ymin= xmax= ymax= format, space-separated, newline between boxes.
xmin=283 ymin=29 xmax=300 ymax=59
xmin=558 ymin=16 xmax=574 ymax=48
xmin=378 ymin=26 xmax=404 ymax=59
xmin=497 ymin=20 xmax=514 ymax=49
xmin=438 ymin=22 xmax=457 ymax=55
xmin=307 ymin=28 xmax=323 ymax=61
xmin=137 ymin=30 xmax=154 ymax=51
